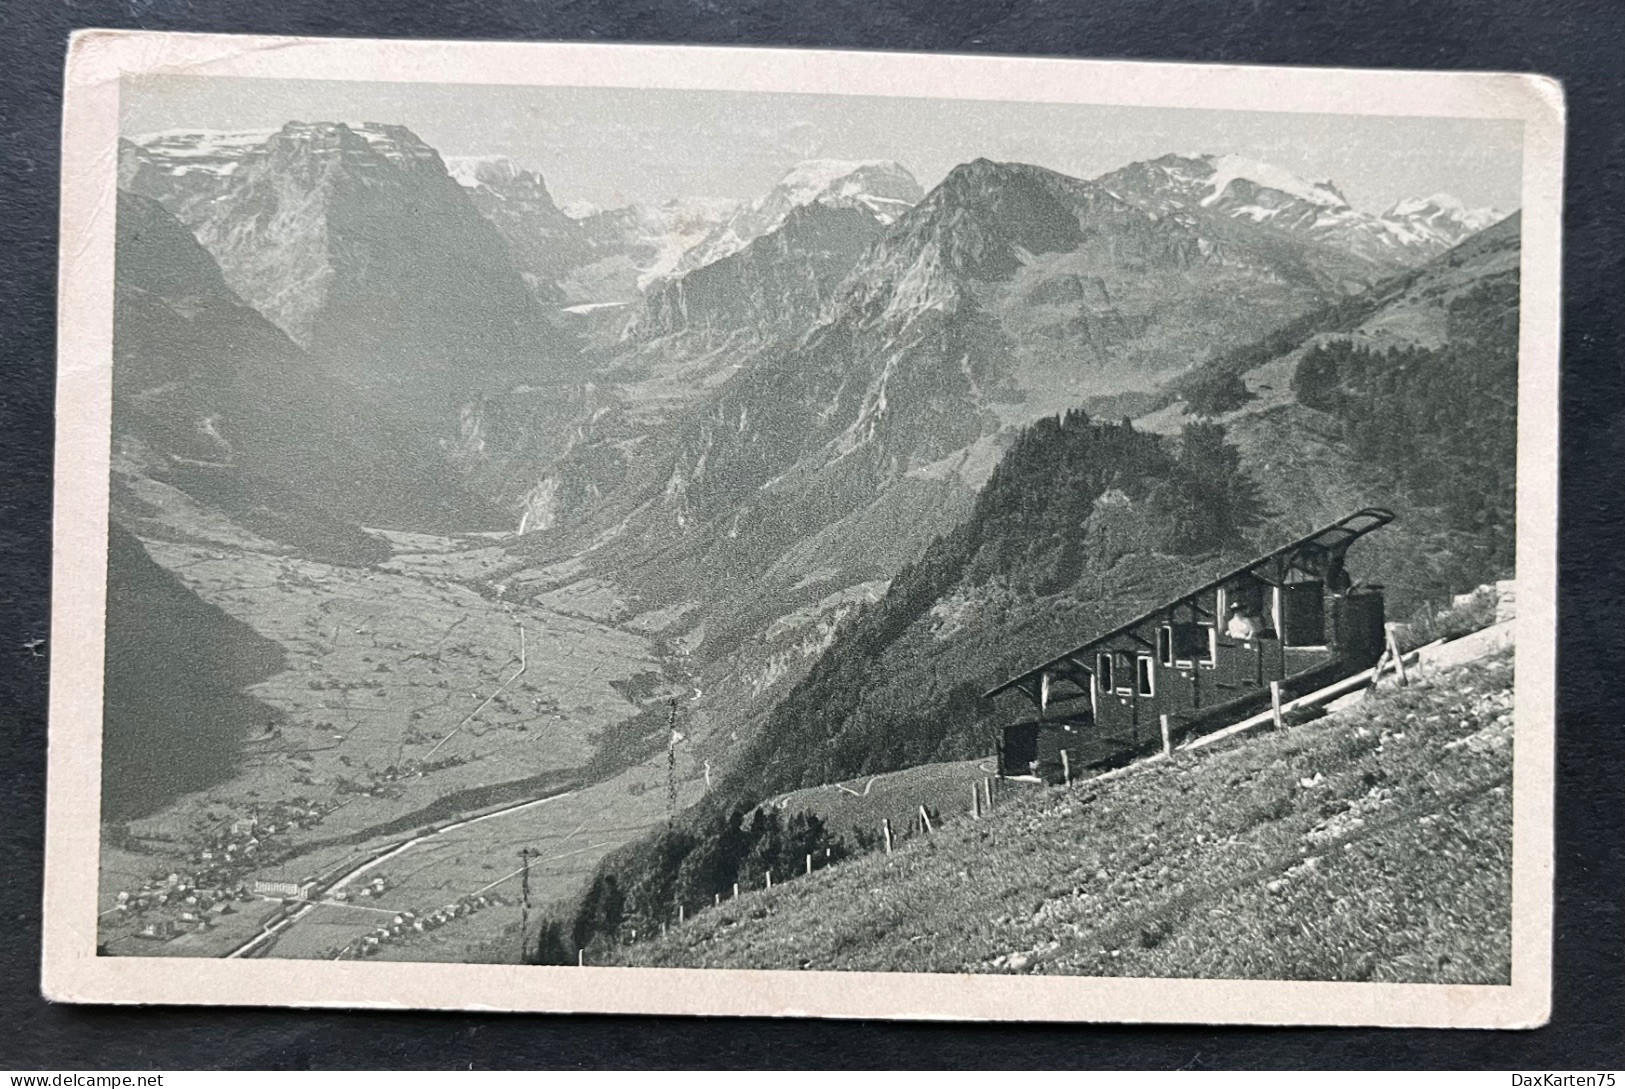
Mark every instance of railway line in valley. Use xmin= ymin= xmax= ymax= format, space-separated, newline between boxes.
xmin=225 ymin=787 xmax=578 ymax=959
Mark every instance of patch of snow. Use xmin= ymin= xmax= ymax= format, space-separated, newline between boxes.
xmin=1231 ymin=204 xmax=1282 ymax=222
xmin=443 ymin=155 xmax=526 ymax=189
xmin=562 ymin=301 xmax=629 ymax=315
xmin=132 ymin=128 xmax=280 ymax=152
xmin=1384 ymin=192 xmax=1504 ymax=234
xmin=1200 ymin=154 xmax=1349 ymax=210
xmin=130 ymin=129 xmax=280 ymax=175
xmin=777 ymin=159 xmax=909 ymax=205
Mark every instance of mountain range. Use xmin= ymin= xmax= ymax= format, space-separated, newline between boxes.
xmin=1099 ymin=153 xmax=1503 ymax=269
xmin=663 ymin=159 xmax=924 ymax=281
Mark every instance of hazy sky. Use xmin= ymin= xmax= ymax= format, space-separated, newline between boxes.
xmin=123 ymin=75 xmax=1523 ymax=214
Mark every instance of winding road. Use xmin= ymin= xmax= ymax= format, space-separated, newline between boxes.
xmin=224 ymin=787 xmax=577 ymax=959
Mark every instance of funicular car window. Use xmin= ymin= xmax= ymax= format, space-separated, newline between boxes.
xmin=1171 ymin=621 xmax=1207 ymax=662
xmin=1280 ymin=579 xmax=1327 ymax=646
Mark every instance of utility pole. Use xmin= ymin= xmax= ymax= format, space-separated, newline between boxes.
xmin=666 ymin=699 xmax=679 ymax=823
xmin=517 ymin=847 xmax=535 ymax=964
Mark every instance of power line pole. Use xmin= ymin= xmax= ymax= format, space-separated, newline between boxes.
xmin=666 ymin=699 xmax=679 ymax=824
xmin=517 ymin=846 xmax=535 ymax=964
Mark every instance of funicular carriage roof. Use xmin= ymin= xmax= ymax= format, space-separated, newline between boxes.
xmin=983 ymin=507 xmax=1395 ymax=701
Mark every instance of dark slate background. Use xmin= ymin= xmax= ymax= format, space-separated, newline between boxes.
xmin=2 ymin=0 xmax=1621 ymax=1069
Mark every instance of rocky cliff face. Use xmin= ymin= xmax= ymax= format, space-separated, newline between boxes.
xmin=111 ymin=189 xmax=503 ymax=536
xmin=123 ymin=123 xmax=587 ymax=498
xmin=443 ymin=157 xmax=741 ymax=309
xmin=443 ymin=155 xmax=587 ymax=309
xmin=624 ymin=202 xmax=886 ymax=343
xmin=127 ymin=128 xmax=560 ymax=352
xmin=666 ymin=159 xmax=923 ymax=281
xmin=520 ymin=158 xmax=1351 ymax=649
xmin=1379 ymin=193 xmax=1507 ymax=258
xmin=570 ymin=198 xmax=741 ymax=299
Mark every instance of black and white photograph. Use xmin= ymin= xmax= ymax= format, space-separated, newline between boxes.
xmin=42 ymin=31 xmax=1562 ymax=1025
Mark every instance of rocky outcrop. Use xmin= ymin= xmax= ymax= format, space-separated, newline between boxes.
xmin=624 ymin=202 xmax=885 ymax=343
xmin=444 ymin=155 xmax=588 ymax=308
xmin=666 ymin=159 xmax=922 ymax=280
xmin=112 ymin=189 xmax=503 ymax=533
xmin=124 ymin=124 xmax=569 ymax=380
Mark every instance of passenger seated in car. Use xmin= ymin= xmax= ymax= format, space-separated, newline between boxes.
xmin=1226 ymin=602 xmax=1263 ymax=640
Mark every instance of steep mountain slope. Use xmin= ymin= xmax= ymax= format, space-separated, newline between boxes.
xmin=569 ymin=198 xmax=741 ymax=300
xmin=743 ymin=211 xmax=1520 ymax=795
xmin=530 ymin=202 xmax=1519 ymax=946
xmin=102 ymin=523 xmax=290 ymax=820
xmin=1100 ymin=153 xmax=1504 ymax=271
xmin=486 ymin=158 xmax=1403 ymax=794
xmin=667 ymin=159 xmax=923 ymax=279
xmin=519 ymin=157 xmax=1353 ymax=621
xmin=443 ymin=156 xmax=586 ymax=308
xmin=111 ymin=189 xmax=502 ymax=540
xmin=611 ymin=649 xmax=1514 ymax=983
xmin=446 ymin=157 xmax=739 ymax=309
xmin=624 ymin=202 xmax=889 ymax=343
xmin=122 ymin=124 xmax=581 ymax=484
xmin=507 ymin=202 xmax=898 ymax=532
xmin=1148 ymin=211 xmax=1521 ymax=587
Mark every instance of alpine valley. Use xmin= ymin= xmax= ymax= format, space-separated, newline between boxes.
xmin=100 ymin=122 xmax=1517 ymax=966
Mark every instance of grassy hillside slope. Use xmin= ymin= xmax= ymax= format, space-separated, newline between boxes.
xmin=611 ymin=648 xmax=1513 ymax=983
xmin=520 ymin=215 xmax=1519 ymax=964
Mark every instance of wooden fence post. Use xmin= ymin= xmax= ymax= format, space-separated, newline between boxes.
xmin=678 ymin=904 xmax=684 ymax=923
xmin=882 ymin=818 xmax=893 ymax=854
xmin=765 ymin=870 xmax=772 ymax=890
xmin=1060 ymin=749 xmax=1071 ymax=786
xmin=806 ymin=853 xmax=813 ymax=875
xmin=732 ymin=882 xmax=739 ymax=899
xmin=1386 ymin=624 xmax=1408 ymax=686
xmin=1270 ymin=681 xmax=1284 ymax=730
xmin=919 ymin=805 xmax=933 ymax=834
xmin=714 ymin=892 xmax=721 ymax=907
xmin=577 ymin=948 xmax=584 ymax=967
xmin=971 ymin=783 xmax=981 ymax=819
xmin=1367 ymin=644 xmax=1391 ymax=696
xmin=1160 ymin=713 xmax=1173 ymax=758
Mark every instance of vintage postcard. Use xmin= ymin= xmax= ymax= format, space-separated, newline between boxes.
xmin=45 ymin=30 xmax=1562 ymax=1024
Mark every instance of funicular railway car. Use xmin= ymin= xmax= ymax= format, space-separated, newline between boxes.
xmin=985 ymin=508 xmax=1395 ymax=782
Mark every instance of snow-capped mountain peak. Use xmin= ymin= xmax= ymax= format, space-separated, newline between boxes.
xmin=559 ymin=199 xmax=602 ymax=220
xmin=665 ymin=158 xmax=924 ymax=280
xmin=1099 ymin=152 xmax=1505 ymax=269
xmin=127 ymin=128 xmax=282 ymax=177
xmin=776 ymin=159 xmax=914 ymax=208
xmin=1384 ymin=192 xmax=1504 ymax=234
xmin=1198 ymin=154 xmax=1350 ymax=210
xmin=444 ymin=155 xmax=532 ymax=190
